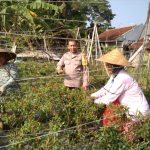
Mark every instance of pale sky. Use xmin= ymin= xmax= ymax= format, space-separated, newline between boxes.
xmin=108 ymin=0 xmax=150 ymax=27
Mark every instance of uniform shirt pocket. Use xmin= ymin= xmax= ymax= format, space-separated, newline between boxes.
xmin=64 ymin=60 xmax=71 ymax=65
xmin=74 ymin=59 xmax=81 ymax=65
xmin=73 ymin=59 xmax=82 ymax=72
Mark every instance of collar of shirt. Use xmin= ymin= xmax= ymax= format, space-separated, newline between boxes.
xmin=68 ymin=52 xmax=80 ymax=59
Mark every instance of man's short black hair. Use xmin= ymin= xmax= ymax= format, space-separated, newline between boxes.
xmin=68 ymin=39 xmax=78 ymax=45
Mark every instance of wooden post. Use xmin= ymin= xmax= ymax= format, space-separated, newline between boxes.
xmin=95 ymin=28 xmax=98 ymax=64
xmin=75 ymin=27 xmax=80 ymax=40
xmin=11 ymin=41 xmax=17 ymax=53
xmin=88 ymin=23 xmax=96 ymax=62
xmin=43 ymin=36 xmax=51 ymax=62
xmin=135 ymin=3 xmax=150 ymax=80
xmin=95 ymin=27 xmax=102 ymax=56
xmin=129 ymin=44 xmax=144 ymax=63
xmin=146 ymin=54 xmax=150 ymax=88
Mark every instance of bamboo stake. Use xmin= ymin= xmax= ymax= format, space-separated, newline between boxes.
xmin=146 ymin=54 xmax=150 ymax=88
xmin=88 ymin=23 xmax=96 ymax=62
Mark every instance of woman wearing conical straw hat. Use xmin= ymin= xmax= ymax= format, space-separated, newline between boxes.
xmin=0 ymin=48 xmax=19 ymax=95
xmin=91 ymin=48 xmax=150 ymax=140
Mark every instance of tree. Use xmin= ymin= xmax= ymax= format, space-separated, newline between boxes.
xmin=0 ymin=0 xmax=115 ymax=51
xmin=0 ymin=0 xmax=63 ymax=50
xmin=54 ymin=0 xmax=115 ymax=29
xmin=49 ymin=0 xmax=115 ymax=41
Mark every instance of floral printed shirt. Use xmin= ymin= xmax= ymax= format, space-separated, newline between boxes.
xmin=0 ymin=63 xmax=19 ymax=92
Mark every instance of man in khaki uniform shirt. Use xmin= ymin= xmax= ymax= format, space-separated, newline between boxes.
xmin=56 ymin=39 xmax=89 ymax=90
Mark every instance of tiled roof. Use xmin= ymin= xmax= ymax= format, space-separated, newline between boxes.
xmin=129 ymin=39 xmax=143 ymax=49
xmin=99 ymin=26 xmax=135 ymax=41
xmin=130 ymin=34 xmax=150 ymax=50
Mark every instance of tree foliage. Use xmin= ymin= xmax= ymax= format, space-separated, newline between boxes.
xmin=0 ymin=0 xmax=115 ymax=50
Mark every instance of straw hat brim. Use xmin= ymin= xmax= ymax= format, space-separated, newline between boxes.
xmin=96 ymin=48 xmax=132 ymax=67
xmin=0 ymin=49 xmax=16 ymax=61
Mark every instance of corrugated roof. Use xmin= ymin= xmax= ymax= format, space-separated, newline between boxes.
xmin=130 ymin=3 xmax=150 ymax=51
xmin=117 ymin=24 xmax=144 ymax=43
xmin=99 ymin=26 xmax=135 ymax=41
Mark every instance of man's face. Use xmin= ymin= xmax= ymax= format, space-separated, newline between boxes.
xmin=68 ymin=41 xmax=77 ymax=53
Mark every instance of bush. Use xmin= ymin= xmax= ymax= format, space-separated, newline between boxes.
xmin=1 ymin=61 xmax=150 ymax=149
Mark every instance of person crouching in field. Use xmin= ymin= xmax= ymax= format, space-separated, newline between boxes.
xmin=0 ymin=49 xmax=19 ymax=126
xmin=91 ymin=48 xmax=150 ymax=141
xmin=56 ymin=39 xmax=89 ymax=90
xmin=0 ymin=48 xmax=19 ymax=146
xmin=0 ymin=48 xmax=19 ymax=95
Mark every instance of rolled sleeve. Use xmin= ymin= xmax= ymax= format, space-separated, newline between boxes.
xmin=91 ymin=87 xmax=106 ymax=98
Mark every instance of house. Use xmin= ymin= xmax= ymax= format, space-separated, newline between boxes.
xmin=129 ymin=25 xmax=150 ymax=53
xmin=128 ymin=3 xmax=150 ymax=69
xmin=129 ymin=3 xmax=150 ymax=54
xmin=129 ymin=36 xmax=150 ymax=53
xmin=99 ymin=24 xmax=144 ymax=58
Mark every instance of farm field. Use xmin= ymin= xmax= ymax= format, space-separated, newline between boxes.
xmin=0 ymin=0 xmax=150 ymax=149
xmin=0 ymin=61 xmax=150 ymax=150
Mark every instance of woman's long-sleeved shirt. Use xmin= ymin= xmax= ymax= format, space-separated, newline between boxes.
xmin=56 ymin=52 xmax=89 ymax=88
xmin=91 ymin=69 xmax=150 ymax=116
xmin=0 ymin=63 xmax=18 ymax=92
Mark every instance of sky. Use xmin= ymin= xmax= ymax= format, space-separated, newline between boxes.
xmin=108 ymin=0 xmax=150 ymax=28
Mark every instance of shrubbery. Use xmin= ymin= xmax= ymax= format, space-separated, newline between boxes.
xmin=1 ymin=61 xmax=150 ymax=149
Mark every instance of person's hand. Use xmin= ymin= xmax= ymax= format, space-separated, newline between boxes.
xmin=90 ymin=93 xmax=97 ymax=103
xmin=90 ymin=95 xmax=95 ymax=101
xmin=0 ymin=86 xmax=5 ymax=95
xmin=57 ymin=69 xmax=64 ymax=74
xmin=82 ymin=86 xmax=89 ymax=91
xmin=91 ymin=93 xmax=96 ymax=98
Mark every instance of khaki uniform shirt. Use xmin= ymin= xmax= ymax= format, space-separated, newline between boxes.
xmin=57 ymin=52 xmax=89 ymax=88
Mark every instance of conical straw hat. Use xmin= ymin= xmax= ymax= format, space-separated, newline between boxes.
xmin=0 ymin=48 xmax=16 ymax=61
xmin=96 ymin=48 xmax=131 ymax=66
